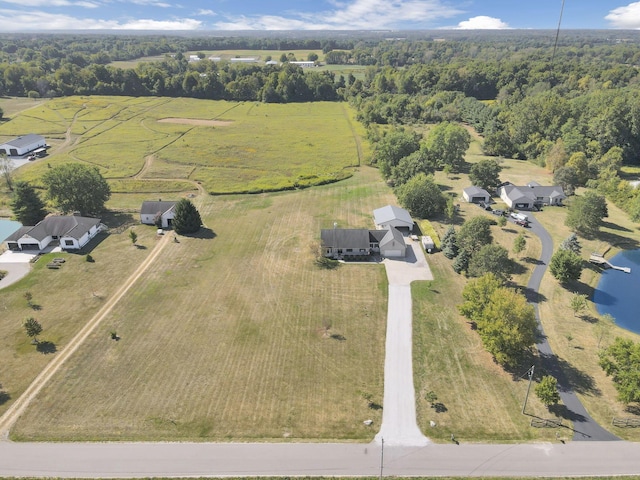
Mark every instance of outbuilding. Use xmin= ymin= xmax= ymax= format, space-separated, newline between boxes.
xmin=0 ymin=134 xmax=46 ymax=157
xmin=373 ymin=205 xmax=414 ymax=232
xmin=462 ymin=186 xmax=491 ymax=204
xmin=140 ymin=200 xmax=177 ymax=228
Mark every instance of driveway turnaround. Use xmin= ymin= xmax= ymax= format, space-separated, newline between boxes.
xmin=375 ymin=241 xmax=432 ymax=446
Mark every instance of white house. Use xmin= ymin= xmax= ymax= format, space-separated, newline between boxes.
xmin=499 ymin=183 xmax=566 ymax=210
xmin=0 ymin=134 xmax=46 ymax=157
xmin=462 ymin=186 xmax=491 ymax=204
xmin=320 ymin=226 xmax=406 ymax=259
xmin=290 ymin=61 xmax=316 ymax=68
xmin=4 ymin=216 xmax=102 ymax=251
xmin=140 ymin=201 xmax=177 ymax=228
xmin=373 ymin=205 xmax=414 ymax=231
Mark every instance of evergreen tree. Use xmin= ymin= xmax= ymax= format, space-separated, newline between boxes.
xmin=11 ymin=181 xmax=47 ymax=225
xmin=452 ymin=248 xmax=471 ymax=274
xmin=560 ymin=233 xmax=582 ymax=254
xmin=173 ymin=198 xmax=202 ymax=234
xmin=24 ymin=317 xmax=43 ymax=344
xmin=441 ymin=226 xmax=459 ymax=259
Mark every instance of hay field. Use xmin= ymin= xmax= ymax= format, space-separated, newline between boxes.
xmin=10 ymin=167 xmax=392 ymax=441
xmin=5 ymin=97 xmax=365 ymax=195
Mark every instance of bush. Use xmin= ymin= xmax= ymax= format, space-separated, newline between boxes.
xmin=0 ymin=270 xmax=8 ymax=280
xmin=85 ymin=254 xmax=94 ymax=263
xmin=315 ymin=256 xmax=340 ymax=269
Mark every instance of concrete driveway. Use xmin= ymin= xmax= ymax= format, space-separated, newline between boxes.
xmin=0 ymin=250 xmax=36 ymax=289
xmin=375 ymin=238 xmax=433 ymax=446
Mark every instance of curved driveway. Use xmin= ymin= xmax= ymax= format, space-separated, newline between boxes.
xmin=525 ymin=215 xmax=618 ymax=441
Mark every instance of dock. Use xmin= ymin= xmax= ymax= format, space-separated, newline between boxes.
xmin=589 ymin=253 xmax=631 ymax=273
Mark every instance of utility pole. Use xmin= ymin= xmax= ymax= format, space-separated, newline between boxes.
xmin=522 ymin=365 xmax=535 ymax=414
xmin=379 ymin=437 xmax=384 ymax=480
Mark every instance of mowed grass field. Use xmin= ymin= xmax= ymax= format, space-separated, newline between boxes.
xmin=2 ymin=97 xmax=365 ymax=196
xmin=9 ymin=166 xmax=393 ymax=441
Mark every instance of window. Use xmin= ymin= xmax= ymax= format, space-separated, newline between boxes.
xmin=64 ymin=240 xmax=74 ymax=246
xmin=346 ymin=248 xmax=353 ymax=252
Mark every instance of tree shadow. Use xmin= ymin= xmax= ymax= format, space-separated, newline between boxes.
xmin=368 ymin=401 xmax=383 ymax=410
xmin=36 ymin=341 xmax=57 ymax=354
xmin=0 ymin=390 xmax=10 ymax=405
xmin=183 ymin=227 xmax=216 ymax=240
xmin=538 ymin=352 xmax=600 ymax=396
xmin=523 ymin=257 xmax=544 ymax=265
xmin=30 ymin=303 xmax=42 ymax=311
xmin=135 ymin=244 xmax=147 ymax=250
xmin=601 ymin=221 xmax=632 ymax=233
xmin=547 ymin=404 xmax=588 ymax=423
xmin=520 ymin=286 xmax=547 ymax=304
xmin=595 ymin=230 xmax=639 ymax=250
xmin=75 ymin=232 xmax=109 ymax=255
xmin=579 ymin=314 xmax=599 ymax=324
xmin=330 ymin=333 xmax=346 ymax=341
xmin=511 ymin=260 xmax=527 ymax=276
xmin=101 ymin=211 xmax=135 ymax=229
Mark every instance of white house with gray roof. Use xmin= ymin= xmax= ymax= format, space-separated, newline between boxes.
xmin=4 ymin=215 xmax=102 ymax=252
xmin=499 ymin=182 xmax=566 ymax=210
xmin=140 ymin=201 xmax=177 ymax=228
xmin=0 ymin=134 xmax=46 ymax=157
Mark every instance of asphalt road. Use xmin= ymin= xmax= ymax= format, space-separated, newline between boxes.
xmin=2 ymin=441 xmax=640 ymax=477
xmin=525 ymin=214 xmax=619 ymax=442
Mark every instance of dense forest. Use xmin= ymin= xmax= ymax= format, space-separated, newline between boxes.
xmin=2 ymin=31 xmax=640 ymax=218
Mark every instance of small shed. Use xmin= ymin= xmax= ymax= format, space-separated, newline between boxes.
xmin=0 ymin=134 xmax=46 ymax=157
xmin=462 ymin=186 xmax=491 ymax=204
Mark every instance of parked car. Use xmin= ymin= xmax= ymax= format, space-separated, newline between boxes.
xmin=27 ymin=155 xmax=36 ymax=161
xmin=492 ymin=209 xmax=505 ymax=216
xmin=515 ymin=219 xmax=530 ymax=227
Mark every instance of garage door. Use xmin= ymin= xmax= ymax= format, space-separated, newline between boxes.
xmin=384 ymin=249 xmax=403 ymax=257
xmin=20 ymin=243 xmax=40 ymax=250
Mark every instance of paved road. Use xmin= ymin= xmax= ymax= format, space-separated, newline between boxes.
xmin=2 ymin=441 xmax=640 ymax=477
xmin=525 ymin=215 xmax=619 ymax=441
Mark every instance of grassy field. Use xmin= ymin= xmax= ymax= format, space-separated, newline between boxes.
xmin=1 ymin=97 xmax=366 ymax=196
xmin=9 ymin=166 xmax=393 ymax=441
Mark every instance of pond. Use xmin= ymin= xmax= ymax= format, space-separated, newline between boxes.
xmin=0 ymin=219 xmax=22 ymax=243
xmin=593 ymin=250 xmax=640 ymax=335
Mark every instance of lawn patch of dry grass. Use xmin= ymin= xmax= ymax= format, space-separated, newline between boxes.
xmin=10 ymin=167 xmax=392 ymax=441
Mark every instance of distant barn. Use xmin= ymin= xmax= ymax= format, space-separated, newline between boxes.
xmin=0 ymin=134 xmax=46 ymax=157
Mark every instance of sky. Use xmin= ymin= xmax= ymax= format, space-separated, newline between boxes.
xmin=0 ymin=0 xmax=639 ymax=32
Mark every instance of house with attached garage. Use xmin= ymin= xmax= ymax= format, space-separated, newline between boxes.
xmin=499 ymin=182 xmax=566 ymax=210
xmin=4 ymin=215 xmax=103 ymax=252
xmin=140 ymin=200 xmax=177 ymax=228
xmin=0 ymin=134 xmax=46 ymax=157
xmin=320 ymin=227 xmax=407 ymax=259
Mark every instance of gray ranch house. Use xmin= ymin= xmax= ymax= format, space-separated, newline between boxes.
xmin=140 ymin=201 xmax=177 ymax=228
xmin=0 ymin=134 xmax=46 ymax=157
xmin=321 ymin=226 xmax=406 ymax=259
xmin=5 ymin=215 xmax=102 ymax=251
xmin=499 ymin=182 xmax=566 ymax=210
xmin=462 ymin=186 xmax=491 ymax=204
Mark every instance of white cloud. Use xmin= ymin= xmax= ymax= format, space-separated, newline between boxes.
xmin=606 ymin=2 xmax=640 ymax=28
xmin=0 ymin=9 xmax=201 ymax=30
xmin=214 ymin=0 xmax=464 ymax=30
xmin=196 ymin=9 xmax=216 ymax=16
xmin=456 ymin=15 xmax=509 ymax=29
xmin=129 ymin=0 xmax=172 ymax=7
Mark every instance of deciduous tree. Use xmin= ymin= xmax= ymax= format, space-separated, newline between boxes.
xmin=513 ymin=232 xmax=526 ymax=255
xmin=458 ymin=216 xmax=493 ymax=255
xmin=599 ymin=337 xmax=640 ymax=404
xmin=565 ymin=192 xmax=607 ymax=237
xmin=396 ymin=173 xmax=446 ymax=219
xmin=535 ymin=375 xmax=561 ymax=406
xmin=424 ymin=122 xmax=471 ymax=173
xmin=549 ymin=248 xmax=583 ymax=284
xmin=42 ymin=163 xmax=110 ymax=215
xmin=570 ymin=293 xmax=588 ymax=317
xmin=468 ymin=244 xmax=512 ymax=282
xmin=24 ymin=317 xmax=42 ymax=344
xmin=469 ymin=159 xmax=502 ymax=191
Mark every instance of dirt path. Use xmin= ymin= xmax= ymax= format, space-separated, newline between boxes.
xmin=0 ymin=234 xmax=171 ymax=439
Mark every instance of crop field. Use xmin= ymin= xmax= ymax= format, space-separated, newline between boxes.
xmin=9 ymin=166 xmax=392 ymax=442
xmin=3 ymin=97 xmax=366 ymax=196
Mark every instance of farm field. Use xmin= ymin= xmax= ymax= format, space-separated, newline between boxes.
xmin=2 ymin=97 xmax=365 ymax=196
xmin=9 ymin=166 xmax=392 ymax=442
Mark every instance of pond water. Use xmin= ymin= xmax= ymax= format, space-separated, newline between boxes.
xmin=593 ymin=250 xmax=640 ymax=335
xmin=0 ymin=219 xmax=22 ymax=243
